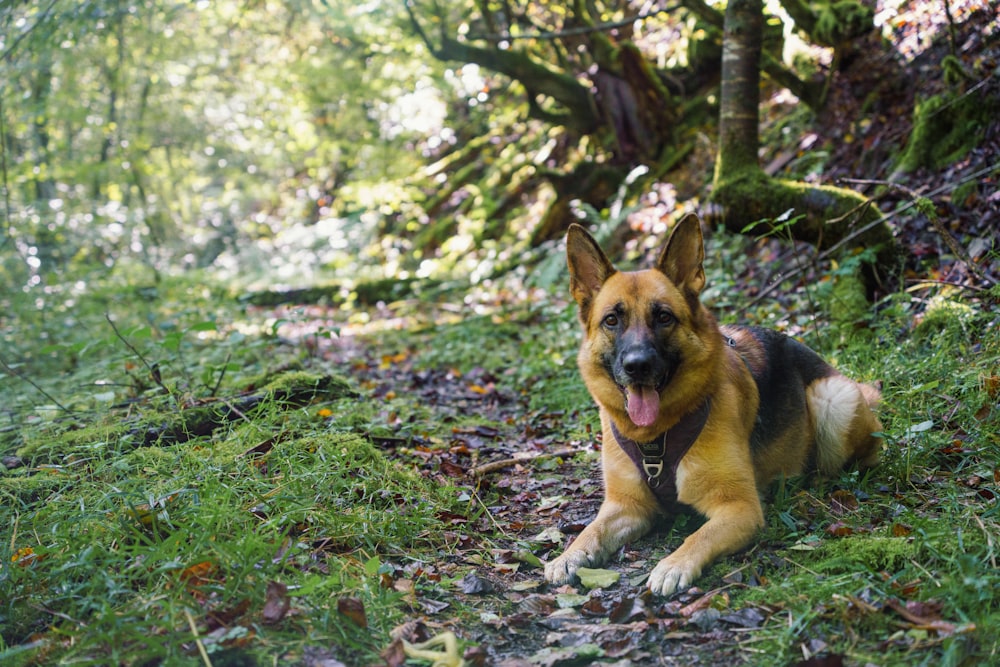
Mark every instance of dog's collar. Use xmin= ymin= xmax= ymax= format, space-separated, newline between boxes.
xmin=611 ymin=397 xmax=712 ymax=501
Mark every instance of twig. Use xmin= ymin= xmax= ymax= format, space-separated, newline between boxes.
xmin=104 ymin=313 xmax=173 ymax=398
xmin=0 ymin=353 xmax=75 ymax=414
xmin=909 ymin=557 xmax=942 ymax=588
xmin=470 ymin=447 xmax=583 ymax=478
xmin=28 ymin=603 xmax=86 ymax=627
xmin=780 ymin=554 xmax=822 ymax=577
xmin=210 ymin=350 xmax=231 ymax=397
xmin=905 ymin=278 xmax=987 ymax=293
xmin=184 ymin=609 xmax=214 ymax=667
xmin=943 ymin=0 xmax=958 ymax=55
xmin=218 ymin=397 xmax=252 ymax=424
xmin=8 ymin=510 xmax=18 ymax=554
xmin=0 ymin=87 xmax=12 ymax=254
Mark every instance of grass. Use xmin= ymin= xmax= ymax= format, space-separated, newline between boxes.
xmin=1 ymin=244 xmax=997 ymax=665
xmin=731 ymin=277 xmax=1000 ymax=666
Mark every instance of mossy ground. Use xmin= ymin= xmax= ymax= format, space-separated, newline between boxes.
xmin=1 ymin=240 xmax=998 ymax=665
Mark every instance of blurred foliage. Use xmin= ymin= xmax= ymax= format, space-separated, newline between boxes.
xmin=1 ymin=0 xmax=450 ymax=292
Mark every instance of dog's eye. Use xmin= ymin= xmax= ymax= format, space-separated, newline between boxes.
xmin=602 ymin=314 xmax=619 ymax=328
xmin=656 ymin=311 xmax=674 ymax=326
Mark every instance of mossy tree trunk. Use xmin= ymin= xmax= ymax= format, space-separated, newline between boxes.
xmin=715 ymin=0 xmax=763 ymax=183
xmin=710 ymin=0 xmax=899 ymax=296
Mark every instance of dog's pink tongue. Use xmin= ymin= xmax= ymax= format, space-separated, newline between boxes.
xmin=626 ymin=386 xmax=660 ymax=427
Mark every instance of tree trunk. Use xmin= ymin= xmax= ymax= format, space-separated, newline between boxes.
xmin=710 ymin=0 xmax=899 ymax=297
xmin=715 ymin=0 xmax=763 ymax=183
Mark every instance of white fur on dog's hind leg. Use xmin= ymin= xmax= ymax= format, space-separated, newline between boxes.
xmin=808 ymin=375 xmax=863 ymax=474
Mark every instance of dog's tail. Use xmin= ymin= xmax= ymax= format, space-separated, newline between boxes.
xmin=808 ymin=375 xmax=883 ymax=475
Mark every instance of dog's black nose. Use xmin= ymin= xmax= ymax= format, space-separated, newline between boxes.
xmin=621 ymin=348 xmax=656 ymax=378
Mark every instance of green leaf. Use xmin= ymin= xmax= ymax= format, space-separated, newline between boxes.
xmin=363 ymin=555 xmax=381 ymax=577
xmin=512 ymin=550 xmax=543 ymax=568
xmin=555 ymin=592 xmax=589 ymax=608
xmin=575 ymin=567 xmax=620 ymax=589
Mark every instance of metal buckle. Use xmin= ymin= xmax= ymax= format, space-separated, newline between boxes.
xmin=643 ymin=458 xmax=664 ymax=486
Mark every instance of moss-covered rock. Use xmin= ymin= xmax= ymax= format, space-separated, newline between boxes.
xmin=895 ymin=90 xmax=996 ymax=174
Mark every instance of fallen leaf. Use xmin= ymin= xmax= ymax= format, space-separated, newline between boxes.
xmin=300 ymin=645 xmax=348 ymax=667
xmin=337 ymin=596 xmax=367 ymax=628
xmin=789 ymin=536 xmax=821 ymax=551
xmin=458 ymin=572 xmax=494 ymax=595
xmin=608 ymin=593 xmax=646 ymax=624
xmin=581 ymin=596 xmax=609 ymax=616
xmin=518 ymin=595 xmax=557 ymax=615
xmin=512 ymin=550 xmax=543 ymax=568
xmin=891 ymin=523 xmax=913 ymax=537
xmin=555 ymin=592 xmax=589 ymax=609
xmin=419 ymin=598 xmax=450 ymax=614
xmin=439 ymin=460 xmax=466 ymax=477
xmin=720 ymin=606 xmax=768 ymax=628
xmin=262 ymin=581 xmax=290 ymax=625
xmin=11 ymin=546 xmax=39 ymax=567
xmin=830 ymin=489 xmax=859 ymax=514
xmin=689 ymin=607 xmax=722 ymax=631
xmin=884 ymin=598 xmax=974 ymax=637
xmin=826 ymin=521 xmax=854 ymax=537
xmin=529 ymin=643 xmax=604 ymax=667
xmin=679 ymin=588 xmax=726 ymax=617
xmin=532 ymin=527 xmax=565 ymax=544
xmin=181 ymin=560 xmax=217 ymax=589
xmin=575 ymin=567 xmax=620 ymax=589
xmin=381 ymin=638 xmax=407 ymax=667
xmin=793 ymin=654 xmax=845 ymax=667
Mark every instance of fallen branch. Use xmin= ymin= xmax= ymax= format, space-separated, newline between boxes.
xmin=470 ymin=447 xmax=583 ymax=478
xmin=840 ymin=177 xmax=992 ymax=285
xmin=737 ymin=165 xmax=999 ymax=313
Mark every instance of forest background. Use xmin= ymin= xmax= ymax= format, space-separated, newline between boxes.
xmin=1 ymin=1 xmax=998 ymax=666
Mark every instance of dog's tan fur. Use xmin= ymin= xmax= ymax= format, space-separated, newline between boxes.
xmin=544 ymin=215 xmax=882 ymax=595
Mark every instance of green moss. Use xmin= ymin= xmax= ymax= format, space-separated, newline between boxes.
xmin=261 ymin=370 xmax=355 ymax=402
xmin=118 ymin=445 xmax=179 ymax=472
xmin=814 ymin=1 xmax=874 ymax=46
xmin=711 ymin=170 xmax=882 ymax=244
xmin=827 ymin=266 xmax=872 ymax=326
xmin=0 ymin=472 xmax=72 ymax=503
xmin=16 ymin=422 xmax=130 ymax=461
xmin=913 ymin=294 xmax=977 ymax=344
xmin=941 ymin=54 xmax=972 ymax=86
xmin=896 ymin=91 xmax=997 ymax=173
xmin=813 ymin=536 xmax=918 ymax=572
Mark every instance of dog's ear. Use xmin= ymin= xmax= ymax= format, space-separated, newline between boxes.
xmin=566 ymin=224 xmax=616 ymax=319
xmin=657 ymin=214 xmax=705 ymax=298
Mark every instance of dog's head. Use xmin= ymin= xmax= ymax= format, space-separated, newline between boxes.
xmin=566 ymin=215 xmax=718 ymax=432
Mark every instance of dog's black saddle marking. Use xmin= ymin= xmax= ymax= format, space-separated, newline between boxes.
xmin=611 ymin=398 xmax=711 ymax=505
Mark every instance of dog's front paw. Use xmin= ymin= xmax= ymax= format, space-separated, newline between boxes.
xmin=544 ymin=550 xmax=592 ymax=585
xmin=647 ymin=556 xmax=700 ymax=596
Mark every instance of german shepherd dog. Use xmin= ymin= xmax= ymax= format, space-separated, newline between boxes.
xmin=544 ymin=215 xmax=882 ymax=596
